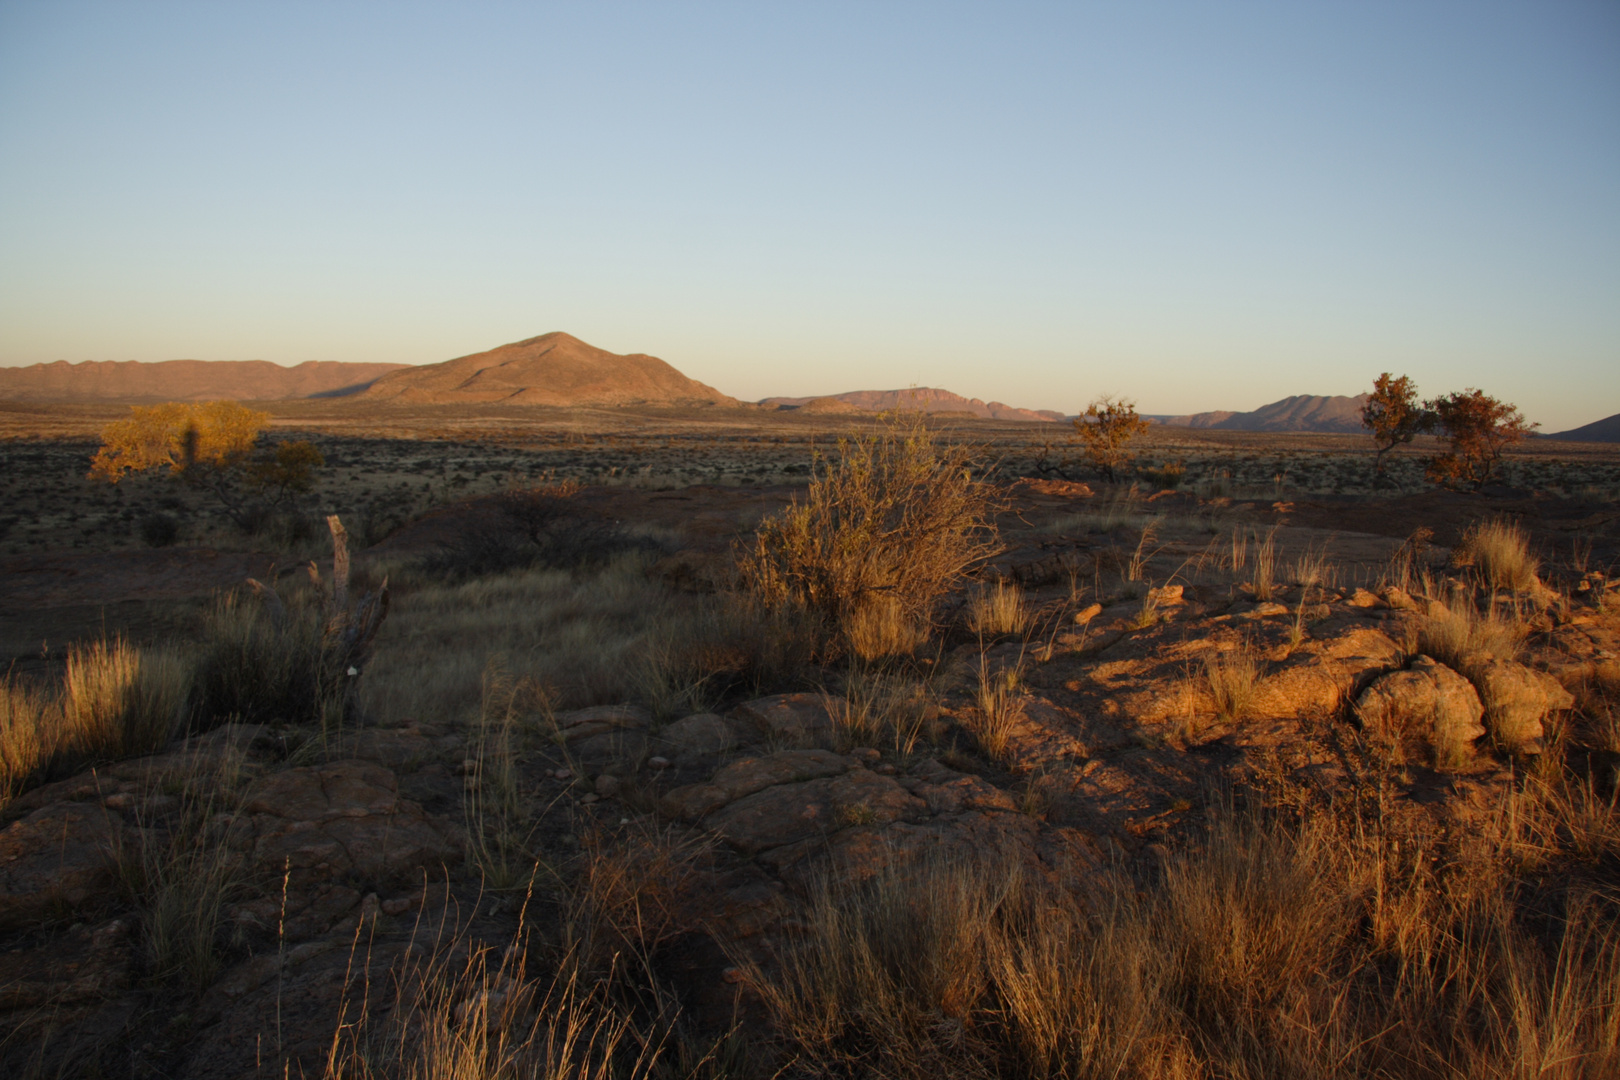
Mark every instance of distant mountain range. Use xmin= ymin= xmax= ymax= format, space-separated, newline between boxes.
xmin=762 ymin=387 xmax=1065 ymax=423
xmin=1540 ymin=412 xmax=1620 ymax=443
xmin=358 ymin=332 xmax=735 ymax=407
xmin=0 ymin=359 xmax=407 ymax=402
xmin=1160 ymin=394 xmax=1370 ymax=434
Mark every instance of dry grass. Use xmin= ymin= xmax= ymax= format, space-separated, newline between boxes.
xmin=362 ymin=556 xmax=682 ymax=725
xmin=1455 ymin=518 xmax=1541 ymax=593
xmin=969 ymin=651 xmax=1024 ymax=763
xmin=113 ymin=753 xmax=245 ymax=993
xmin=965 ymin=581 xmax=1030 ymax=639
xmin=319 ymin=933 xmax=662 ymax=1080
xmin=746 ymin=806 xmax=1620 ymax=1079
xmin=1417 ymin=593 xmax=1528 ymax=670
xmin=845 ymin=594 xmax=929 ymax=661
xmin=740 ymin=414 xmax=1001 ymax=639
xmin=1 ymin=638 xmax=189 ymax=805
xmin=1250 ymin=526 xmax=1279 ymax=601
xmin=464 ymin=671 xmax=549 ymax=891
xmin=1202 ymin=645 xmax=1261 ymax=723
xmin=827 ymin=667 xmax=937 ymax=755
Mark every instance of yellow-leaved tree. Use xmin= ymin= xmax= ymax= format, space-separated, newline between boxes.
xmin=90 ymin=401 xmax=323 ymax=529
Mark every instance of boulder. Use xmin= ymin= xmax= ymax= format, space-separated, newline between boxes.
xmin=656 ymin=713 xmax=749 ymax=760
xmin=1354 ymin=656 xmax=1486 ymax=765
xmin=1471 ymin=658 xmax=1576 ymax=754
xmin=706 ymin=769 xmax=928 ymax=855
xmin=552 ymin=705 xmax=652 ymax=743
xmin=0 ymin=801 xmax=122 ymax=932
xmin=230 ymin=761 xmax=461 ymax=889
xmin=733 ymin=694 xmax=839 ymax=746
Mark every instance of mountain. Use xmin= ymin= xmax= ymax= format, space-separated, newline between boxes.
xmin=360 ymin=332 xmax=735 ymax=407
xmin=1163 ymin=394 xmax=1369 ymax=433
xmin=0 ymin=359 xmax=407 ymax=403
xmin=1541 ymin=412 xmax=1620 ymax=443
xmin=761 ymin=387 xmax=1065 ymax=423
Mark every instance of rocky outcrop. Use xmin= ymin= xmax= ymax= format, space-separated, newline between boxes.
xmin=1471 ymin=658 xmax=1576 ymax=754
xmin=1355 ymin=656 xmax=1487 ymax=765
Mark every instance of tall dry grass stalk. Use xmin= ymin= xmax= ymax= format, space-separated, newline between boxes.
xmin=740 ymin=414 xmax=1001 ymax=640
xmin=966 ymin=581 xmax=1030 ymax=639
xmin=1455 ymin=518 xmax=1541 ymax=593
xmin=2 ymin=639 xmax=189 ymax=805
xmin=748 ymin=806 xmax=1620 ymax=1079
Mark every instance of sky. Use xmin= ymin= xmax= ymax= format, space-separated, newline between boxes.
xmin=0 ymin=2 xmax=1616 ymax=429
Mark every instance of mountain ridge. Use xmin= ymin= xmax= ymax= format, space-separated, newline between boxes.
xmin=762 ymin=387 xmax=1065 ymax=423
xmin=1162 ymin=394 xmax=1369 ymax=433
xmin=0 ymin=359 xmax=408 ymax=403
xmin=359 ymin=332 xmax=735 ymax=407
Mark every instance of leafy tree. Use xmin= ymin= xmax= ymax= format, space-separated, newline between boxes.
xmin=1423 ymin=389 xmax=1535 ymax=490
xmin=89 ymin=400 xmax=324 ymax=528
xmin=1074 ymin=395 xmax=1151 ymax=482
xmin=1360 ymin=373 xmax=1431 ymax=481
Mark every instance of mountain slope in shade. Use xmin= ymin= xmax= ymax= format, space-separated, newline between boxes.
xmin=1164 ymin=394 xmax=1369 ymax=433
xmin=0 ymin=359 xmax=407 ymax=403
xmin=762 ymin=387 xmax=1065 ymax=423
xmin=1541 ymin=413 xmax=1620 ymax=443
xmin=360 ymin=332 xmax=735 ymax=407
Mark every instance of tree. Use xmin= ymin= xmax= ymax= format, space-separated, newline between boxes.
xmin=1074 ymin=395 xmax=1151 ymax=482
xmin=89 ymin=400 xmax=324 ymax=528
xmin=1423 ymin=389 xmax=1536 ymax=490
xmin=1360 ymin=373 xmax=1431 ymax=480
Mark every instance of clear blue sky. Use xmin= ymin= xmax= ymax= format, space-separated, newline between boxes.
xmin=1 ymin=2 xmax=1615 ymax=428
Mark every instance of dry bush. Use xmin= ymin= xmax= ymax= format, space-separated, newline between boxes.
xmin=739 ymin=415 xmax=1001 ymax=644
xmin=563 ymin=822 xmax=708 ymax=981
xmin=640 ymin=591 xmax=822 ymax=715
xmin=966 ymin=581 xmax=1030 ymax=639
xmin=748 ymin=807 xmax=1620 ymax=1079
xmin=1 ymin=639 xmax=188 ymax=804
xmin=1202 ymin=646 xmax=1260 ymax=723
xmin=1454 ymin=518 xmax=1541 ymax=593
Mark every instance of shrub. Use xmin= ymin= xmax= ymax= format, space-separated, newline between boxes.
xmin=138 ymin=511 xmax=180 ymax=547
xmin=740 ymin=415 xmax=1001 ymax=643
xmin=1073 ymin=395 xmax=1151 ymax=482
xmin=1361 ymin=373 xmax=1430 ymax=479
xmin=422 ymin=481 xmax=657 ymax=580
xmin=1424 ymin=389 xmax=1536 ymax=490
xmin=1416 ymin=594 xmax=1526 ymax=670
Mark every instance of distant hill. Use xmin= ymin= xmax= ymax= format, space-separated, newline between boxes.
xmin=1541 ymin=412 xmax=1620 ymax=443
xmin=0 ymin=359 xmax=407 ymax=403
xmin=762 ymin=387 xmax=1064 ymax=423
xmin=1163 ymin=394 xmax=1369 ymax=434
xmin=360 ymin=332 xmax=735 ymax=407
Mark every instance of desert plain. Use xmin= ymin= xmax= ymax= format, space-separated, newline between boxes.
xmin=2 ymin=387 xmax=1620 ymax=1079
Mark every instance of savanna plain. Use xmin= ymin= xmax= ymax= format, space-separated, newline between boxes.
xmin=3 ymin=398 xmax=1620 ymax=1079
